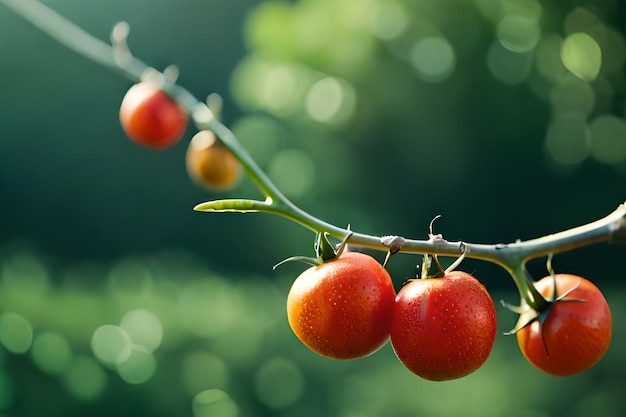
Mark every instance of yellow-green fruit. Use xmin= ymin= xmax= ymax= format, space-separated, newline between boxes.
xmin=186 ymin=130 xmax=240 ymax=190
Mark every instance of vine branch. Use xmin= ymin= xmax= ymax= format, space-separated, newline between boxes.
xmin=3 ymin=0 xmax=624 ymax=306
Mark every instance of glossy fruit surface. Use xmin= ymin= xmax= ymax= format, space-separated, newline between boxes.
xmin=516 ymin=274 xmax=612 ymax=376
xmin=390 ymin=271 xmax=497 ymax=381
xmin=286 ymin=252 xmax=396 ymax=360
xmin=119 ymin=82 xmax=187 ymax=149
xmin=186 ymin=130 xmax=240 ymax=190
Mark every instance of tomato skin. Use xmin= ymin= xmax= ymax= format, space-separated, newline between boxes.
xmin=119 ymin=82 xmax=188 ymax=150
xmin=186 ymin=130 xmax=240 ymax=190
xmin=286 ymin=252 xmax=396 ymax=360
xmin=390 ymin=271 xmax=497 ymax=381
xmin=516 ymin=274 xmax=612 ymax=377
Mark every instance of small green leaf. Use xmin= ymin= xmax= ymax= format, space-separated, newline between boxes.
xmin=193 ymin=199 xmax=271 ymax=213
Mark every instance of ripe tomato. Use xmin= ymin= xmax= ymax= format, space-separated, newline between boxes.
xmin=119 ymin=82 xmax=188 ymax=150
xmin=390 ymin=271 xmax=497 ymax=381
xmin=286 ymin=252 xmax=396 ymax=360
xmin=186 ymin=130 xmax=240 ymax=190
xmin=516 ymin=274 xmax=612 ymax=376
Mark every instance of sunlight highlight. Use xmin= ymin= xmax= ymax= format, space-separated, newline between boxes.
xmin=561 ymin=33 xmax=602 ymax=81
xmin=411 ymin=36 xmax=456 ymax=82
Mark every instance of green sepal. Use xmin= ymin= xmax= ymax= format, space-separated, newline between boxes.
xmin=420 ymin=254 xmax=445 ymax=279
xmin=431 ymin=255 xmax=446 ymax=278
xmin=501 ymin=299 xmax=541 ymax=335
xmin=273 ymin=230 xmax=353 ymax=271
xmin=502 ymin=271 xmax=586 ymax=356
xmin=273 ymin=256 xmax=320 ymax=270
xmin=315 ymin=232 xmax=338 ymax=263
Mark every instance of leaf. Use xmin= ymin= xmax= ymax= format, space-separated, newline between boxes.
xmin=193 ymin=199 xmax=272 ymax=213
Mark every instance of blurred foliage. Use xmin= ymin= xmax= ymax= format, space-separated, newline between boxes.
xmin=1 ymin=247 xmax=626 ymax=417
xmin=1 ymin=0 xmax=626 ymax=416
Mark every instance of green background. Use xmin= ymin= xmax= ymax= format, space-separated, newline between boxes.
xmin=1 ymin=0 xmax=625 ymax=416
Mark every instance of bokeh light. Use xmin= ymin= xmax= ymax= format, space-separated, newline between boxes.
xmin=267 ymin=149 xmax=315 ymax=198
xmin=550 ymin=74 xmax=595 ymax=116
xmin=1 ymin=251 xmax=49 ymax=293
xmin=368 ymin=0 xmax=408 ymax=40
xmin=486 ymin=41 xmax=533 ymax=85
xmin=535 ymin=34 xmax=567 ymax=82
xmin=231 ymin=115 xmax=283 ymax=167
xmin=600 ymin=28 xmax=626 ymax=74
xmin=182 ymin=351 xmax=229 ymax=395
xmin=254 ymin=356 xmax=305 ymax=409
xmin=306 ymin=76 xmax=356 ymax=125
xmin=589 ymin=115 xmax=626 ymax=165
xmin=192 ymin=389 xmax=239 ymax=417
xmin=62 ymin=355 xmax=107 ymax=401
xmin=107 ymin=258 xmax=154 ymax=295
xmin=0 ymin=312 xmax=33 ymax=354
xmin=115 ymin=345 xmax=157 ymax=384
xmin=177 ymin=279 xmax=239 ymax=339
xmin=31 ymin=331 xmax=73 ymax=375
xmin=119 ymin=309 xmax=163 ymax=353
xmin=496 ymin=14 xmax=540 ymax=53
xmin=90 ymin=324 xmax=133 ymax=365
xmin=245 ymin=0 xmax=297 ymax=58
xmin=260 ymin=64 xmax=302 ymax=114
xmin=563 ymin=8 xmax=601 ymax=35
xmin=231 ymin=57 xmax=311 ymax=117
xmin=544 ymin=114 xmax=590 ymax=166
xmin=561 ymin=32 xmax=602 ymax=81
xmin=410 ymin=36 xmax=456 ymax=82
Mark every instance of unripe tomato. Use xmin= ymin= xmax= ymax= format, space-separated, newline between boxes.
xmin=390 ymin=271 xmax=497 ymax=381
xmin=516 ymin=274 xmax=612 ymax=376
xmin=186 ymin=130 xmax=240 ymax=190
xmin=119 ymin=82 xmax=188 ymax=150
xmin=286 ymin=252 xmax=396 ymax=360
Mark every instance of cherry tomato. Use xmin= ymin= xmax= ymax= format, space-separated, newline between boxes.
xmin=119 ymin=82 xmax=188 ymax=150
xmin=286 ymin=252 xmax=396 ymax=360
xmin=390 ymin=271 xmax=497 ymax=381
xmin=186 ymin=130 xmax=240 ymax=190
xmin=516 ymin=274 xmax=612 ymax=376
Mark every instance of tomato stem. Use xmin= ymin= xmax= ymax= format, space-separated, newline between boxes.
xmin=5 ymin=0 xmax=626 ymax=297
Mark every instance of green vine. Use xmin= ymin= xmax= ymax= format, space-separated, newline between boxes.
xmin=2 ymin=0 xmax=625 ymax=308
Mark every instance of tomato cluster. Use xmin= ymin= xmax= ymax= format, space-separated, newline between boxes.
xmin=286 ymin=252 xmax=498 ymax=380
xmin=119 ymin=82 xmax=240 ymax=190
xmin=286 ymin=253 xmax=612 ymax=380
xmin=117 ymin=83 xmax=612 ymax=381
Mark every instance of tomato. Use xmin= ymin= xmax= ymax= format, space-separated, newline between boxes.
xmin=186 ymin=130 xmax=240 ymax=190
xmin=516 ymin=274 xmax=612 ymax=376
xmin=286 ymin=252 xmax=396 ymax=360
xmin=119 ymin=82 xmax=188 ymax=150
xmin=390 ymin=271 xmax=497 ymax=381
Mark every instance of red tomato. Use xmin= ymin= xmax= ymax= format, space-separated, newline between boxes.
xmin=516 ymin=274 xmax=612 ymax=376
xmin=119 ymin=82 xmax=188 ymax=150
xmin=286 ymin=252 xmax=396 ymax=360
xmin=186 ymin=130 xmax=240 ymax=190
xmin=390 ymin=271 xmax=497 ymax=381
